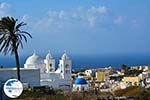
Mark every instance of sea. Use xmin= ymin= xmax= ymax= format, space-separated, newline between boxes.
xmin=0 ymin=54 xmax=150 ymax=70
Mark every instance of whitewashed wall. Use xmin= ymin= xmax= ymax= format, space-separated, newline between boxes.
xmin=0 ymin=68 xmax=40 ymax=87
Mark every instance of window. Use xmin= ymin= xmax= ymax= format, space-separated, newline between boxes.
xmin=66 ymin=64 xmax=69 ymax=68
xmin=77 ymin=87 xmax=79 ymax=91
xmin=50 ymin=68 xmax=52 ymax=71
xmin=65 ymin=64 xmax=70 ymax=73
xmin=50 ymin=64 xmax=52 ymax=67
xmin=81 ymin=87 xmax=84 ymax=91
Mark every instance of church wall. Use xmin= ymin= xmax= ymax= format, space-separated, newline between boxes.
xmin=73 ymin=84 xmax=88 ymax=91
xmin=23 ymin=52 xmax=72 ymax=91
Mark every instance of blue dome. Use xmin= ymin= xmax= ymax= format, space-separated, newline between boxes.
xmin=74 ymin=78 xmax=87 ymax=85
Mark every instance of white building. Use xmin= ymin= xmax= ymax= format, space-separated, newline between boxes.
xmin=72 ymin=76 xmax=88 ymax=92
xmin=84 ymin=69 xmax=95 ymax=77
xmin=24 ymin=52 xmax=72 ymax=91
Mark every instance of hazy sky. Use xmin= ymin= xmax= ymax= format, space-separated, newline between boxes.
xmin=0 ymin=0 xmax=150 ymax=56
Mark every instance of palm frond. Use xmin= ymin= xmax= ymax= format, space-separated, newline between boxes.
xmin=0 ymin=16 xmax=32 ymax=55
xmin=16 ymin=22 xmax=26 ymax=30
xmin=20 ymin=31 xmax=32 ymax=38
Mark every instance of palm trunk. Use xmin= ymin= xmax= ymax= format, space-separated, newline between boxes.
xmin=14 ymin=48 xmax=21 ymax=81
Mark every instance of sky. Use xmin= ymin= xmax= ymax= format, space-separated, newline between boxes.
xmin=0 ymin=0 xmax=150 ymax=57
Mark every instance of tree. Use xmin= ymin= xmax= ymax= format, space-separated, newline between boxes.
xmin=0 ymin=16 xmax=32 ymax=80
xmin=121 ymin=64 xmax=129 ymax=74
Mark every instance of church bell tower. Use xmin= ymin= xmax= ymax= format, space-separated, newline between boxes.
xmin=44 ymin=52 xmax=55 ymax=73
xmin=59 ymin=52 xmax=72 ymax=80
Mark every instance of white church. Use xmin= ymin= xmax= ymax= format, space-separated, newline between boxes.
xmin=24 ymin=52 xmax=72 ymax=91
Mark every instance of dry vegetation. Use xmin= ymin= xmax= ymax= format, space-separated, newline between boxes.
xmin=114 ymin=86 xmax=150 ymax=100
xmin=9 ymin=86 xmax=150 ymax=100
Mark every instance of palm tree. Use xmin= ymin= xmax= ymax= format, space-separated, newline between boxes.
xmin=0 ymin=16 xmax=32 ymax=81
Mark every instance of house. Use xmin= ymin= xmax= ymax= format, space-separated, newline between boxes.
xmin=96 ymin=71 xmax=107 ymax=82
xmin=122 ymin=76 xmax=140 ymax=86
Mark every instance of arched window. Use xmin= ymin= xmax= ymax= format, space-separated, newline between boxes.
xmin=66 ymin=64 xmax=69 ymax=68
xmin=50 ymin=68 xmax=52 ymax=71
xmin=81 ymin=87 xmax=84 ymax=91
xmin=49 ymin=64 xmax=52 ymax=67
xmin=49 ymin=64 xmax=53 ymax=71
xmin=77 ymin=87 xmax=79 ymax=91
